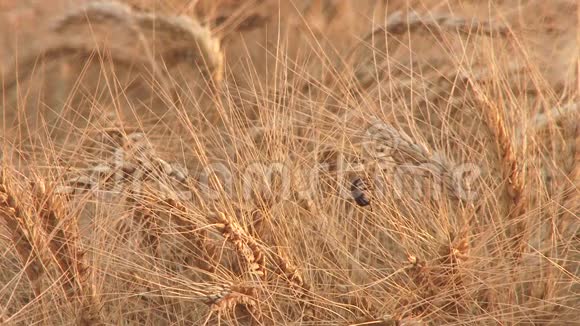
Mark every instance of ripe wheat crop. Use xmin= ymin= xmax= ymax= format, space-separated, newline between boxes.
xmin=0 ymin=0 xmax=578 ymax=325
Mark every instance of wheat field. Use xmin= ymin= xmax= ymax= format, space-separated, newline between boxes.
xmin=0 ymin=0 xmax=578 ymax=325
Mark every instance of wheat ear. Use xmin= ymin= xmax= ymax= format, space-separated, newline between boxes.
xmin=403 ymin=237 xmax=469 ymax=316
xmin=133 ymin=12 xmax=224 ymax=84
xmin=0 ymin=169 xmax=44 ymax=296
xmin=469 ymin=81 xmax=528 ymax=259
xmin=271 ymin=248 xmax=313 ymax=314
xmin=32 ymin=180 xmax=102 ymax=324
xmin=362 ymin=119 xmax=461 ymax=199
xmin=54 ymin=0 xmax=224 ymax=83
xmin=367 ymin=10 xmax=509 ymax=40
xmin=207 ymin=284 xmax=261 ymax=322
xmin=2 ymin=0 xmax=223 ymax=95
xmin=348 ymin=10 xmax=510 ymax=65
xmin=2 ymin=1 xmax=161 ymax=93
xmin=211 ymin=211 xmax=267 ymax=278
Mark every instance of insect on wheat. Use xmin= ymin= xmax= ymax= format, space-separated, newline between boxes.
xmin=351 ymin=177 xmax=371 ymax=207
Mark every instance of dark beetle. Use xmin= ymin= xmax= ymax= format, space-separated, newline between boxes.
xmin=350 ymin=177 xmax=371 ymax=206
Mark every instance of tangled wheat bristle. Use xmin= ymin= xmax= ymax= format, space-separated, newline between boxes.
xmin=1 ymin=1 xmax=577 ymax=324
xmin=159 ymin=198 xmax=219 ymax=273
xmin=403 ymin=236 xmax=469 ymax=317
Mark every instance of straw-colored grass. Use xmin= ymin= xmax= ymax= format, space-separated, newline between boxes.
xmin=1 ymin=0 xmax=578 ymax=324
